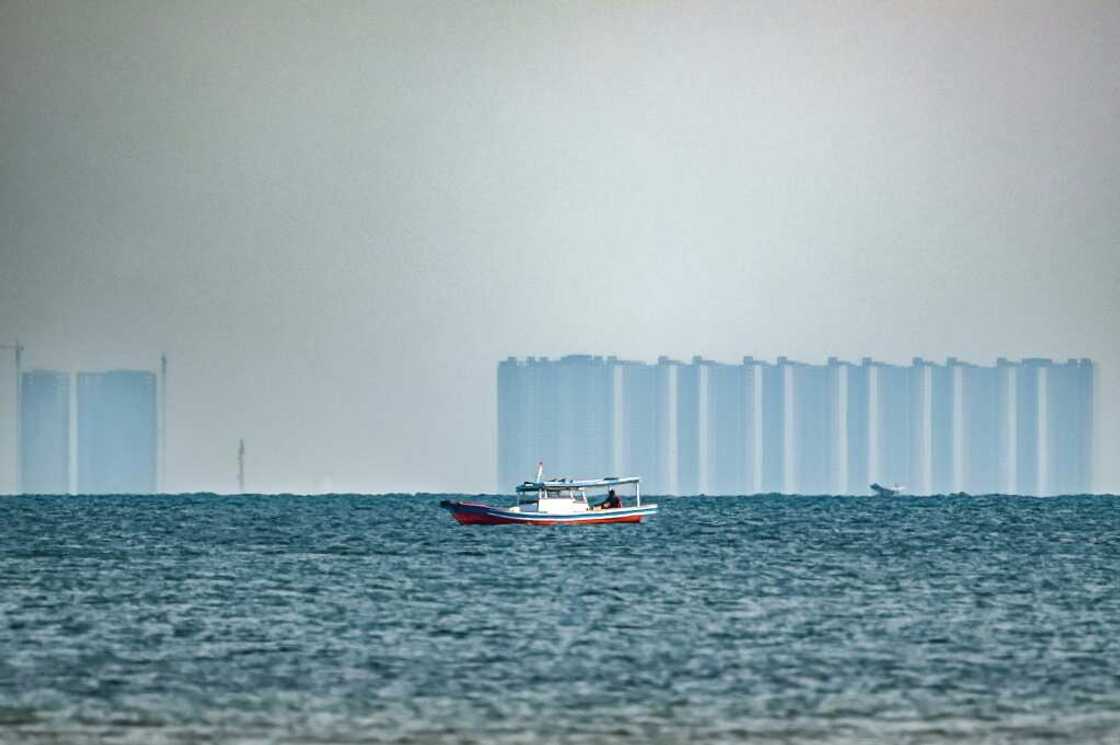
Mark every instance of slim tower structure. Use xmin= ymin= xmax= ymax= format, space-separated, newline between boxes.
xmin=238 ymin=439 xmax=245 ymax=493
xmin=1 ymin=341 xmax=23 ymax=493
xmin=160 ymin=353 xmax=167 ymax=493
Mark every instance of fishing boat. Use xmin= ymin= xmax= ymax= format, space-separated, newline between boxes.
xmin=440 ymin=466 xmax=656 ymax=526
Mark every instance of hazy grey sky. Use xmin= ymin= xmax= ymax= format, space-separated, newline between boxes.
xmin=2 ymin=0 xmax=1118 ymax=493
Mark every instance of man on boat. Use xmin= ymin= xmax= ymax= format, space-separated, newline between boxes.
xmin=598 ymin=489 xmax=621 ymax=510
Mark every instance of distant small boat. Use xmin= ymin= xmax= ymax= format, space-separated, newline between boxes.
xmin=441 ymin=465 xmax=657 ymax=526
xmin=870 ymin=482 xmax=905 ymax=497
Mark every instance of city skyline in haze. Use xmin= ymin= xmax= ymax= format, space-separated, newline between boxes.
xmin=498 ymin=354 xmax=1094 ymax=497
xmin=2 ymin=1 xmax=1118 ymax=493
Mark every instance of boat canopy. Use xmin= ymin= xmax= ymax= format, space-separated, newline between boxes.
xmin=516 ymin=476 xmax=640 ymax=493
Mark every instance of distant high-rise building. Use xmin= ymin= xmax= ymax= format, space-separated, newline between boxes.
xmin=616 ymin=360 xmax=657 ymax=490
xmin=845 ymin=360 xmax=872 ymax=495
xmin=739 ymin=357 xmax=761 ymax=495
xmin=868 ymin=360 xmax=918 ymax=491
xmin=1014 ymin=359 xmax=1049 ymax=496
xmin=496 ymin=356 xmax=612 ymax=490
xmin=789 ymin=360 xmax=837 ymax=495
xmin=949 ymin=360 xmax=1004 ymax=495
xmin=925 ymin=360 xmax=955 ymax=495
xmin=1045 ymin=359 xmax=1094 ymax=495
xmin=77 ymin=370 xmax=157 ymax=494
xmin=757 ymin=358 xmax=787 ymax=494
xmin=653 ymin=357 xmax=681 ymax=496
xmin=704 ymin=359 xmax=747 ymax=496
xmin=497 ymin=355 xmax=1095 ymax=496
xmin=496 ymin=357 xmax=528 ymax=490
xmin=676 ymin=359 xmax=702 ymax=496
xmin=20 ymin=370 xmax=70 ymax=494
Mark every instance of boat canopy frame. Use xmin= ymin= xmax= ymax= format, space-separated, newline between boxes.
xmin=515 ymin=476 xmax=641 ymax=506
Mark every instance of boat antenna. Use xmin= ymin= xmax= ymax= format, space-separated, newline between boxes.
xmin=535 ymin=461 xmax=544 ymax=482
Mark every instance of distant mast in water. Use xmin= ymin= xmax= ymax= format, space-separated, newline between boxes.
xmin=238 ymin=439 xmax=245 ymax=493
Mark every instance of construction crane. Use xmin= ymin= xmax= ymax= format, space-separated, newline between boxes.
xmin=1 ymin=341 xmax=23 ymax=494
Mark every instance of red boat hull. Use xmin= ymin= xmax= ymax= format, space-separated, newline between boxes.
xmin=440 ymin=500 xmax=652 ymax=526
xmin=450 ymin=511 xmax=644 ymax=526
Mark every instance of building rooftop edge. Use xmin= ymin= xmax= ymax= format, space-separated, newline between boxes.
xmin=499 ymin=356 xmax=1094 ymax=369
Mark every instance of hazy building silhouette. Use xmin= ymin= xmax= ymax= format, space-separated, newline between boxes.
xmin=652 ymin=357 xmax=681 ymax=495
xmin=704 ymin=359 xmax=747 ymax=496
xmin=1045 ymin=359 xmax=1093 ymax=495
xmin=20 ymin=370 xmax=70 ymax=494
xmin=739 ymin=357 xmax=761 ymax=495
xmin=844 ymin=360 xmax=872 ymax=495
xmin=497 ymin=355 xmax=1094 ymax=496
xmin=556 ymin=355 xmax=609 ymax=482
xmin=1014 ymin=359 xmax=1049 ymax=495
xmin=676 ymin=359 xmax=702 ymax=495
xmin=497 ymin=355 xmax=612 ymax=489
xmin=77 ymin=370 xmax=157 ymax=494
xmin=756 ymin=358 xmax=787 ymax=494
xmin=497 ymin=357 xmax=530 ymax=489
xmin=925 ymin=360 xmax=955 ymax=495
xmin=868 ymin=360 xmax=917 ymax=492
xmin=788 ymin=359 xmax=838 ymax=495
xmin=531 ymin=358 xmax=560 ymax=483
xmin=615 ymin=359 xmax=657 ymax=491
xmin=949 ymin=360 xmax=1009 ymax=495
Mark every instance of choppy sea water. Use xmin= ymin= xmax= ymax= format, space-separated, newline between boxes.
xmin=1 ymin=494 xmax=1118 ymax=744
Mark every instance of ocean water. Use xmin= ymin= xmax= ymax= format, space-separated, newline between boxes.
xmin=1 ymin=494 xmax=1118 ymax=744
